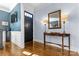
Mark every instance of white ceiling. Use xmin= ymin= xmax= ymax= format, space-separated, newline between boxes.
xmin=0 ymin=3 xmax=41 ymax=12
xmin=23 ymin=3 xmax=41 ymax=9
xmin=0 ymin=3 xmax=17 ymax=12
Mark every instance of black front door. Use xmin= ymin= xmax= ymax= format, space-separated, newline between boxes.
xmin=24 ymin=11 xmax=33 ymax=43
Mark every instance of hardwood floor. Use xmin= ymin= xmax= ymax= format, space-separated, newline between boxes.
xmin=0 ymin=41 xmax=78 ymax=56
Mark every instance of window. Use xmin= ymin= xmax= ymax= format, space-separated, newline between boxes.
xmin=25 ymin=12 xmax=32 ymax=18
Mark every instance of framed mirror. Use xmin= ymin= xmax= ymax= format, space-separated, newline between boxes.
xmin=48 ymin=10 xmax=61 ymax=29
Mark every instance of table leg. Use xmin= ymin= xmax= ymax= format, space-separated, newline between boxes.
xmin=68 ymin=36 xmax=70 ymax=56
xmin=44 ymin=34 xmax=46 ymax=48
xmin=62 ymin=36 xmax=64 ymax=55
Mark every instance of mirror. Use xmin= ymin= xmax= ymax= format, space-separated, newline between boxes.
xmin=48 ymin=10 xmax=61 ymax=29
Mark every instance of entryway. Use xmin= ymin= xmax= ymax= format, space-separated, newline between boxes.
xmin=24 ymin=11 xmax=33 ymax=47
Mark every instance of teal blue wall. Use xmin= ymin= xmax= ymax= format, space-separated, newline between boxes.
xmin=0 ymin=10 xmax=10 ymax=30
xmin=0 ymin=10 xmax=10 ymax=21
xmin=10 ymin=3 xmax=21 ymax=31
xmin=0 ymin=3 xmax=21 ymax=31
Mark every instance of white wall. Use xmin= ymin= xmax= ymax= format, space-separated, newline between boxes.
xmin=33 ymin=3 xmax=79 ymax=52
xmin=20 ymin=3 xmax=24 ymax=48
xmin=11 ymin=31 xmax=24 ymax=48
xmin=11 ymin=4 xmax=24 ymax=48
xmin=23 ymin=3 xmax=39 ymax=14
xmin=3 ymin=31 xmax=6 ymax=42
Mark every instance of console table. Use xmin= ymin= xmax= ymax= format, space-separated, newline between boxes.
xmin=44 ymin=32 xmax=70 ymax=56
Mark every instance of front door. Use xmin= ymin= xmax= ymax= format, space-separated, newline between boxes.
xmin=24 ymin=11 xmax=33 ymax=43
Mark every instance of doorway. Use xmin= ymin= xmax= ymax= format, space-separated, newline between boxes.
xmin=24 ymin=11 xmax=33 ymax=45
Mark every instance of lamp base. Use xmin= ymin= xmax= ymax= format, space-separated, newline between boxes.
xmin=44 ymin=24 xmax=46 ymax=32
xmin=63 ymin=21 xmax=65 ymax=33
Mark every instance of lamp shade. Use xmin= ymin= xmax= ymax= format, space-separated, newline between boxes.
xmin=61 ymin=13 xmax=69 ymax=22
xmin=41 ymin=19 xmax=48 ymax=25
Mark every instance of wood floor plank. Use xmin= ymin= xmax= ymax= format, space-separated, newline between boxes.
xmin=0 ymin=41 xmax=78 ymax=56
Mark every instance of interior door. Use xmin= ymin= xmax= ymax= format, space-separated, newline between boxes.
xmin=6 ymin=31 xmax=11 ymax=42
xmin=24 ymin=11 xmax=33 ymax=43
xmin=0 ymin=30 xmax=3 ymax=48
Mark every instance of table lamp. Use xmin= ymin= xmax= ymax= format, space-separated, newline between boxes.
xmin=41 ymin=19 xmax=48 ymax=32
xmin=61 ymin=13 xmax=68 ymax=33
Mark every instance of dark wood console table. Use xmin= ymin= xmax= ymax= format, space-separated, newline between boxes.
xmin=44 ymin=32 xmax=70 ymax=56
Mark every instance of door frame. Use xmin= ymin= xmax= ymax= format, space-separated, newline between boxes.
xmin=24 ymin=11 xmax=33 ymax=45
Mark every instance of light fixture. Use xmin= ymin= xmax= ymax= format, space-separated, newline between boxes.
xmin=41 ymin=18 xmax=48 ymax=32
